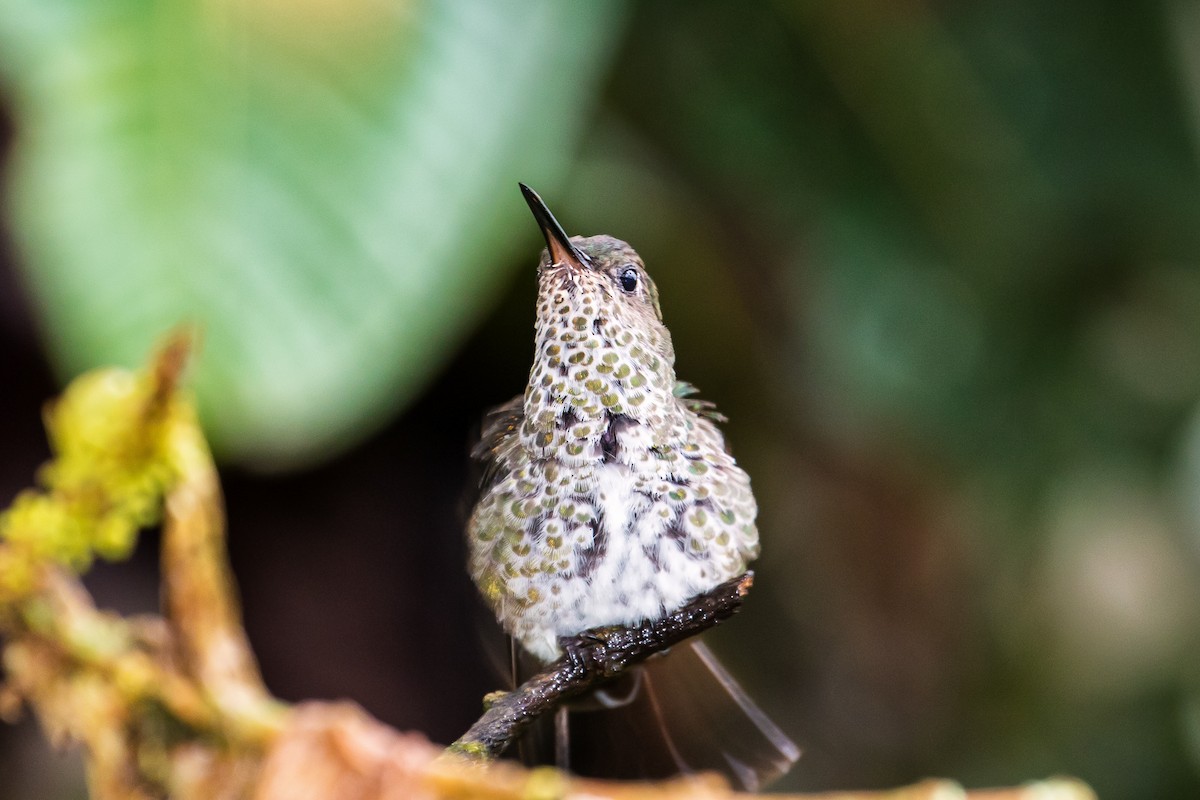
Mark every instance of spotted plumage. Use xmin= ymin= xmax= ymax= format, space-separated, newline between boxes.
xmin=468 ymin=188 xmax=760 ymax=663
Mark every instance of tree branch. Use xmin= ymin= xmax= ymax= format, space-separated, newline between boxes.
xmin=450 ymin=572 xmax=754 ymax=759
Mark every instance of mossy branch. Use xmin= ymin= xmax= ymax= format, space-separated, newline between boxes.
xmin=0 ymin=334 xmax=1098 ymax=800
xmin=0 ymin=331 xmax=284 ymax=798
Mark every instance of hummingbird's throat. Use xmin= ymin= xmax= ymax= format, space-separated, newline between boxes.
xmin=521 ymin=298 xmax=680 ymax=464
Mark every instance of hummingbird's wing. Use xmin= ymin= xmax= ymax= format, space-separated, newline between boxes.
xmin=672 ymin=381 xmax=728 ymax=423
xmin=470 ymin=394 xmax=524 ymax=491
xmin=465 ymin=394 xmax=527 ymax=698
xmin=563 ymin=639 xmax=800 ymax=791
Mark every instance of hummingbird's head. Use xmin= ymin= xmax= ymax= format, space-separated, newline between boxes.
xmin=518 ymin=184 xmax=680 ymax=446
xmin=537 ymin=234 xmax=669 ymax=346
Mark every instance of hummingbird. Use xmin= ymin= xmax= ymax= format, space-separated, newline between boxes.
xmin=466 ymin=184 xmax=798 ymax=788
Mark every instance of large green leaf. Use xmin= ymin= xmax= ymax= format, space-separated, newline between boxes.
xmin=0 ymin=0 xmax=624 ymax=467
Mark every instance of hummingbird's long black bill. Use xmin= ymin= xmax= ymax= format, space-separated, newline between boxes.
xmin=519 ymin=183 xmax=587 ymax=268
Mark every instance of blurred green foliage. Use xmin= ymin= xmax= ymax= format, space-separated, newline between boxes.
xmin=0 ymin=0 xmax=623 ymax=466
xmin=3 ymin=0 xmax=1200 ymax=799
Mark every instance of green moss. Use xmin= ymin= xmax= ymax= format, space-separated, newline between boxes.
xmin=0 ymin=354 xmax=192 ymax=603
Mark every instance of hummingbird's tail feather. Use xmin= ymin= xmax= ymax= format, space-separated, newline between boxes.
xmin=565 ymin=640 xmax=800 ymax=791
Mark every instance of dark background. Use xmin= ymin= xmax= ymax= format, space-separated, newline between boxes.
xmin=3 ymin=2 xmax=1200 ymax=797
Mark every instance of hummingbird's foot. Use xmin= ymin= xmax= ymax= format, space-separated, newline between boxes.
xmin=558 ymin=626 xmax=629 ymax=681
xmin=557 ymin=632 xmax=603 ymax=681
xmin=481 ymin=690 xmax=509 ymax=711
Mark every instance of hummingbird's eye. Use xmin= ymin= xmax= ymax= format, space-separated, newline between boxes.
xmin=619 ymin=266 xmax=639 ymax=293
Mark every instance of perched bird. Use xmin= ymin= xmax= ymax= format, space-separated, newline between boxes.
xmin=467 ymin=184 xmax=798 ymax=789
